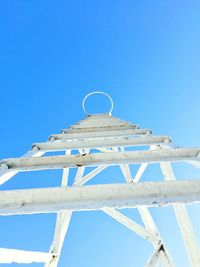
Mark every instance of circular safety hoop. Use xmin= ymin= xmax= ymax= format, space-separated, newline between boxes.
xmin=82 ymin=91 xmax=114 ymax=116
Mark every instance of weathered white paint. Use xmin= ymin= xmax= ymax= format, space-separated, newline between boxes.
xmin=133 ymin=163 xmax=148 ymax=182
xmin=0 ymin=248 xmax=52 ymax=263
xmin=1 ymin=105 xmax=199 ymax=267
xmin=73 ymin=117 xmax=138 ymax=128
xmin=49 ymin=128 xmax=151 ymax=140
xmin=160 ymin=161 xmax=200 ymax=267
xmin=113 ymin=146 xmax=133 ymax=182
xmin=72 ymin=119 xmax=130 ymax=127
xmin=119 ymin=163 xmax=133 ymax=182
xmin=63 ymin=125 xmax=137 ymax=133
xmin=132 ymin=146 xmax=156 ymax=183
xmin=61 ymin=150 xmax=71 ymax=186
xmin=138 ymin=205 xmax=175 ymax=265
xmin=144 ymin=247 xmax=161 ymax=267
xmin=32 ymin=135 xmax=170 ymax=152
xmin=159 ymin=250 xmax=174 ymax=267
xmin=74 ymin=166 xmax=85 ymax=184
xmin=1 ymin=180 xmax=200 ymax=215
xmin=138 ymin=207 xmax=159 ymax=237
xmin=103 ymin=208 xmax=160 ymax=245
xmin=46 ymin=211 xmax=72 ymax=267
xmin=75 ymin=165 xmax=108 ymax=185
xmin=0 ymin=151 xmax=45 ymax=186
xmin=2 ymin=148 xmax=200 ymax=172
xmin=46 ymin=150 xmax=72 ymax=267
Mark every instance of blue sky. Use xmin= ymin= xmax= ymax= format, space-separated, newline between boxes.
xmin=0 ymin=1 xmax=200 ymax=266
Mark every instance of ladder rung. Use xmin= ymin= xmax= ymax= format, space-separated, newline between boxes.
xmin=49 ymin=128 xmax=151 ymax=141
xmin=1 ymin=180 xmax=200 ymax=215
xmin=1 ymin=148 xmax=200 ymax=172
xmin=32 ymin=135 xmax=171 ymax=152
xmin=0 ymin=248 xmax=53 ymax=264
xmin=62 ymin=125 xmax=138 ymax=133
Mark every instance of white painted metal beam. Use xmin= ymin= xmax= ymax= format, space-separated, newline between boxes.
xmin=102 ymin=208 xmax=160 ymax=245
xmin=132 ymin=145 xmax=155 ymax=183
xmin=32 ymin=135 xmax=170 ymax=152
xmin=72 ymin=117 xmax=132 ymax=127
xmin=73 ymin=114 xmax=137 ymax=129
xmin=49 ymin=128 xmax=151 ymax=140
xmin=46 ymin=211 xmax=72 ymax=267
xmin=113 ymin=145 xmax=133 ymax=182
xmin=0 ymin=248 xmax=52 ymax=264
xmin=75 ymin=165 xmax=107 ymax=185
xmin=0 ymin=151 xmax=45 ymax=186
xmin=144 ymin=247 xmax=161 ymax=267
xmin=46 ymin=150 xmax=72 ymax=267
xmin=133 ymin=163 xmax=148 ymax=182
xmin=2 ymin=148 xmax=200 ymax=172
xmin=138 ymin=207 xmax=160 ymax=240
xmin=1 ymin=180 xmax=200 ymax=215
xmin=119 ymin=163 xmax=133 ymax=182
xmin=64 ymin=125 xmax=138 ymax=132
xmin=160 ymin=161 xmax=200 ymax=267
xmin=159 ymin=250 xmax=174 ymax=267
xmin=139 ymin=207 xmax=175 ymax=266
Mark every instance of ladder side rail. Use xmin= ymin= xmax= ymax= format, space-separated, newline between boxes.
xmin=102 ymin=208 xmax=160 ymax=245
xmin=46 ymin=150 xmax=72 ymax=267
xmin=46 ymin=149 xmax=91 ymax=267
xmin=144 ymin=246 xmax=162 ymax=267
xmin=117 ymin=143 xmax=175 ymax=266
xmin=160 ymin=159 xmax=200 ymax=267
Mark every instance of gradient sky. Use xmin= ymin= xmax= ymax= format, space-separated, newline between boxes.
xmin=0 ymin=1 xmax=200 ymax=267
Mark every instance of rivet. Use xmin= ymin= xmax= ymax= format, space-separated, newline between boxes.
xmin=1 ymin=164 xmax=9 ymax=170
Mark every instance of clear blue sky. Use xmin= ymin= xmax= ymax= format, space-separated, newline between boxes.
xmin=0 ymin=1 xmax=200 ymax=267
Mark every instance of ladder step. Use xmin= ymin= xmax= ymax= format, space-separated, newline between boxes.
xmin=49 ymin=128 xmax=151 ymax=141
xmin=0 ymin=248 xmax=53 ymax=264
xmin=32 ymin=135 xmax=171 ymax=152
xmin=1 ymin=148 xmax=200 ymax=172
xmin=62 ymin=125 xmax=138 ymax=133
xmin=1 ymin=180 xmax=200 ymax=215
xmin=73 ymin=121 xmax=132 ymax=127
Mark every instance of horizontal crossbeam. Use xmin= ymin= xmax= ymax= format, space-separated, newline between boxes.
xmin=32 ymin=135 xmax=171 ymax=152
xmin=62 ymin=125 xmax=138 ymax=133
xmin=72 ymin=116 xmax=132 ymax=127
xmin=1 ymin=180 xmax=200 ymax=215
xmin=0 ymin=248 xmax=52 ymax=263
xmin=49 ymin=128 xmax=151 ymax=140
xmin=0 ymin=150 xmax=45 ymax=186
xmin=1 ymin=148 xmax=200 ymax=172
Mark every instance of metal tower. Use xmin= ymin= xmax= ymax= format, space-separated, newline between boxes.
xmin=0 ymin=91 xmax=200 ymax=266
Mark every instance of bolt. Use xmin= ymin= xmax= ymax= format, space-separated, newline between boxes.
xmin=1 ymin=164 xmax=9 ymax=170
xmin=76 ymin=164 xmax=82 ymax=167
xmin=32 ymin=145 xmax=39 ymax=151
xmin=146 ymin=130 xmax=152 ymax=135
xmin=164 ymin=137 xmax=172 ymax=144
